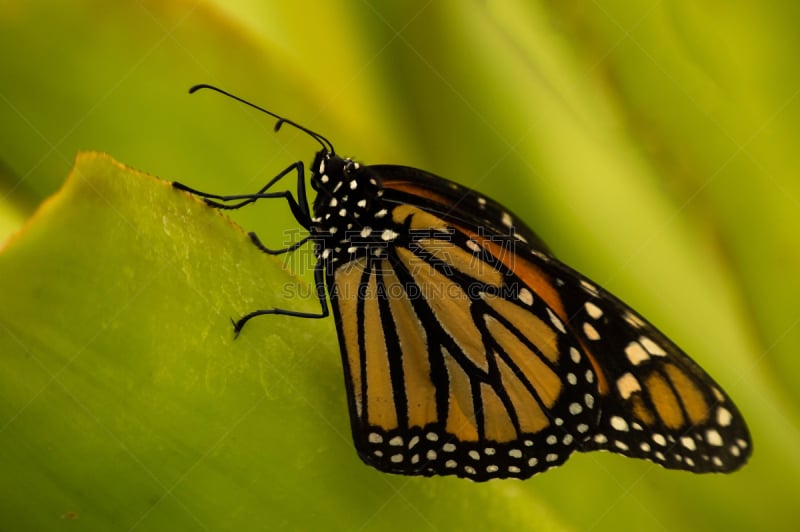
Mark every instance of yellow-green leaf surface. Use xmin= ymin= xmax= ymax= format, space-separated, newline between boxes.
xmin=1 ymin=1 xmax=798 ymax=530
xmin=0 ymin=153 xmax=562 ymax=530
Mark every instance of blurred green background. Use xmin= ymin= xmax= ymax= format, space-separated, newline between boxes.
xmin=1 ymin=1 xmax=799 ymax=530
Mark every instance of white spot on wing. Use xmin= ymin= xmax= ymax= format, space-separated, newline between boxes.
xmin=584 ymin=393 xmax=594 ymax=409
xmin=706 ymin=429 xmax=723 ymax=446
xmin=616 ymin=373 xmax=641 ymax=399
xmin=717 ymin=407 xmax=732 ymax=427
xmin=623 ymin=311 xmax=644 ymax=328
xmin=547 ymin=308 xmax=566 ymax=334
xmin=585 ymin=301 xmax=603 ymax=319
xmin=583 ymin=322 xmax=600 ymax=340
xmin=518 ymin=288 xmax=533 ymax=306
xmin=610 ymin=416 xmax=629 ymax=432
xmin=640 ymin=336 xmax=666 ymax=356
xmin=580 ymin=280 xmax=598 ymax=296
xmin=625 ymin=342 xmax=650 ymax=365
xmin=381 ymin=229 xmax=399 ymax=241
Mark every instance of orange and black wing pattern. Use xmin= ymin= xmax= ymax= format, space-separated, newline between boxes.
xmin=323 ymin=163 xmax=750 ymax=480
xmin=328 ymin=205 xmax=599 ymax=480
xmin=537 ymin=257 xmax=751 ymax=472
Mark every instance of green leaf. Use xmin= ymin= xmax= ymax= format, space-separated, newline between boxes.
xmin=0 ymin=153 xmax=566 ymax=530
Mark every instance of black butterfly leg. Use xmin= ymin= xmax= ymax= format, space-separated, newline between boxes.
xmin=172 ymin=161 xmax=311 ymax=225
xmin=174 ymin=161 xmax=324 ymax=335
xmin=173 ymin=161 xmax=312 ymax=253
xmin=247 ymin=233 xmax=310 ymax=255
xmin=232 ymin=259 xmax=329 ymax=337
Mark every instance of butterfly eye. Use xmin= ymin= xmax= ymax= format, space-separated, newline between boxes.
xmin=344 ymin=159 xmax=358 ymax=176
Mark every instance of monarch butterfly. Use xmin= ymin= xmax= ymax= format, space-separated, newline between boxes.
xmin=175 ymin=84 xmax=751 ymax=481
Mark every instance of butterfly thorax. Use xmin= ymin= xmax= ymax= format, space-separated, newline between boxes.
xmin=309 ymin=151 xmax=395 ymax=267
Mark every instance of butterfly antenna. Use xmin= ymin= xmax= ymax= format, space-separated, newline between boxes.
xmin=189 ymin=84 xmax=335 ymax=155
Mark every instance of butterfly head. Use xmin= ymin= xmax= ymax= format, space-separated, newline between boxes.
xmin=310 ymin=150 xmax=341 ymax=192
xmin=309 ymin=150 xmax=388 ymax=264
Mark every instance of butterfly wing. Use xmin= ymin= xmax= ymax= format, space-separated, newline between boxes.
xmin=369 ymin=164 xmax=552 ymax=255
xmin=327 ymin=202 xmax=599 ymax=481
xmin=377 ymin=167 xmax=751 ymax=473
xmin=327 ymin=163 xmax=749 ymax=479
xmin=530 ymin=257 xmax=752 ymax=472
